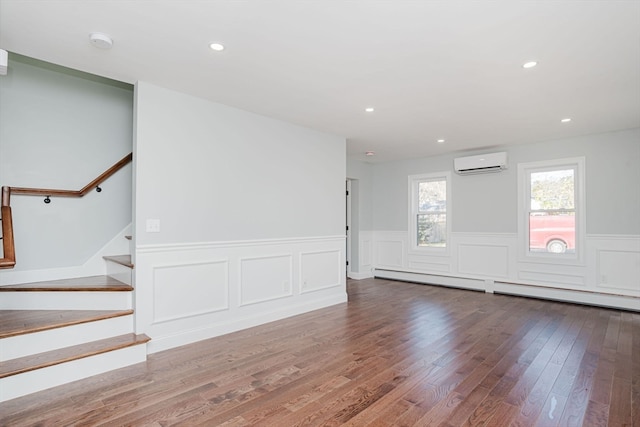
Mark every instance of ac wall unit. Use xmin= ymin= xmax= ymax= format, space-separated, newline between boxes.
xmin=454 ymin=152 xmax=508 ymax=175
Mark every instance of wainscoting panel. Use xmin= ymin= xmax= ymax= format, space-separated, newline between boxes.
xmin=300 ymin=250 xmax=341 ymax=293
xmin=348 ymin=230 xmax=373 ymax=280
xmin=360 ymin=235 xmax=372 ymax=268
xmin=517 ymin=269 xmax=586 ymax=287
xmin=136 ymin=235 xmax=347 ymax=353
xmin=376 ymin=237 xmax=405 ymax=269
xmin=596 ymin=249 xmax=640 ymax=295
xmin=408 ymin=257 xmax=450 ymax=273
xmin=240 ymin=255 xmax=293 ymax=305
xmin=152 ymin=260 xmax=229 ymax=324
xmin=597 ymin=250 xmax=640 ymax=292
xmin=372 ymin=230 xmax=639 ymax=310
xmin=457 ymin=244 xmax=509 ymax=278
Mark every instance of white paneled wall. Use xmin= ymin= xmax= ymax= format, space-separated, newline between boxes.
xmin=135 ymin=236 xmax=347 ymax=353
xmin=372 ymin=230 xmax=639 ymax=310
xmin=348 ymin=231 xmax=373 ymax=280
xmin=360 ymin=231 xmax=373 ymax=269
xmin=240 ymin=255 xmax=292 ymax=305
xmin=152 ymin=260 xmax=230 ymax=323
xmin=588 ymin=235 xmax=640 ymax=296
xmin=300 ymin=250 xmax=341 ymax=293
xmin=376 ymin=238 xmax=405 ymax=270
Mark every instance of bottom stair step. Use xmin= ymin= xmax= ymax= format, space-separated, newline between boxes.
xmin=0 ymin=309 xmax=134 ymax=339
xmin=0 ymin=333 xmax=150 ymax=379
xmin=0 ymin=334 xmax=149 ymax=402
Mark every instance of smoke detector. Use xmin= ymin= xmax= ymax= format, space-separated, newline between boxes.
xmin=90 ymin=33 xmax=113 ymax=49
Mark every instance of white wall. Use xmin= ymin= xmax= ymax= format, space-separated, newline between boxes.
xmin=0 ymin=54 xmax=133 ymax=281
xmin=134 ymin=82 xmax=347 ymax=352
xmin=348 ymin=128 xmax=640 ymax=309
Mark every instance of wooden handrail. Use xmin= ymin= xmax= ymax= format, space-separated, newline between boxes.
xmin=0 ymin=206 xmax=15 ymax=268
xmin=8 ymin=153 xmax=133 ymax=198
xmin=0 ymin=152 xmax=133 ymax=269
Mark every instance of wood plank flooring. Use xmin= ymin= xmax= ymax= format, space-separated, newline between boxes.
xmin=0 ymin=278 xmax=637 ymax=426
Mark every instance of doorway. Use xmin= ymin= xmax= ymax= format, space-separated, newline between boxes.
xmin=346 ymin=179 xmax=352 ymax=276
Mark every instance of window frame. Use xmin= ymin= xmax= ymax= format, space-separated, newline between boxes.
xmin=517 ymin=157 xmax=586 ymax=265
xmin=408 ymin=171 xmax=452 ymax=255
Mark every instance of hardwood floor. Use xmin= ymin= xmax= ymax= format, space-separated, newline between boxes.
xmin=1 ymin=278 xmax=637 ymax=426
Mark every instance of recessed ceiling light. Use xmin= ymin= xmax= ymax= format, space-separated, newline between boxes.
xmin=436 ymin=139 xmax=445 ymax=144
xmin=522 ymin=61 xmax=537 ymax=69
xmin=365 ymin=151 xmax=375 ymax=156
xmin=561 ymin=118 xmax=572 ymax=123
xmin=89 ymin=32 xmax=113 ymax=49
xmin=365 ymin=107 xmax=374 ymax=113
xmin=209 ymin=43 xmax=225 ymax=51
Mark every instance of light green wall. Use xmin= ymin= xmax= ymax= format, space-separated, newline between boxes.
xmin=0 ymin=53 xmax=133 ymax=270
xmin=352 ymin=128 xmax=640 ymax=235
xmin=135 ymin=81 xmax=345 ymax=245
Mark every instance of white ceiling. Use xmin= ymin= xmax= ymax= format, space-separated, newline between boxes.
xmin=1 ymin=1 xmax=639 ymax=163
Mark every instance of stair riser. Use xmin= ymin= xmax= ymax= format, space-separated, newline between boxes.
xmin=0 ymin=344 xmax=147 ymax=402
xmin=0 ymin=292 xmax=132 ymax=310
xmin=106 ymin=262 xmax=132 ymax=286
xmin=1 ymin=315 xmax=134 ymax=361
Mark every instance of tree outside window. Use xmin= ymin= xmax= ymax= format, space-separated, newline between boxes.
xmin=409 ymin=172 xmax=450 ymax=252
xmin=417 ymin=180 xmax=447 ymax=247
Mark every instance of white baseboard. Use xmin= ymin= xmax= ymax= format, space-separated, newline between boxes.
xmin=135 ymin=235 xmax=347 ymax=353
xmin=494 ymin=281 xmax=640 ymax=312
xmin=375 ymin=269 xmax=485 ymax=292
xmin=147 ymin=292 xmax=347 ymax=353
xmin=347 ymin=271 xmax=373 ymax=280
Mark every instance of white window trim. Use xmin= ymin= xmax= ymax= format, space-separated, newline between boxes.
xmin=517 ymin=157 xmax=586 ymax=265
xmin=408 ymin=171 xmax=452 ymax=256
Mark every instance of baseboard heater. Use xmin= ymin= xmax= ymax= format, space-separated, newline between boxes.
xmin=373 ymin=268 xmax=639 ymax=312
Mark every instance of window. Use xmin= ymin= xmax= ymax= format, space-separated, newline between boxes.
xmin=409 ymin=172 xmax=451 ymax=252
xmin=518 ymin=157 xmax=585 ymax=262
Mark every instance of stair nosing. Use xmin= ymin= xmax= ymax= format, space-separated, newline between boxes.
xmin=0 ymin=275 xmax=132 ymax=292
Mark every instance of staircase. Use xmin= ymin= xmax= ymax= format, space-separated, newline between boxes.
xmin=0 ymin=254 xmax=148 ymax=402
xmin=0 ymin=154 xmax=145 ymax=401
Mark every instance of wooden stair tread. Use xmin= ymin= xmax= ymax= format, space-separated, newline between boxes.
xmin=0 ymin=275 xmax=132 ymax=292
xmin=0 ymin=333 xmax=150 ymax=379
xmin=103 ymin=255 xmax=133 ymax=268
xmin=0 ymin=310 xmax=134 ymax=339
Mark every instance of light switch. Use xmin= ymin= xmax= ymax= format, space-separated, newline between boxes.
xmin=146 ymin=218 xmax=160 ymax=233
